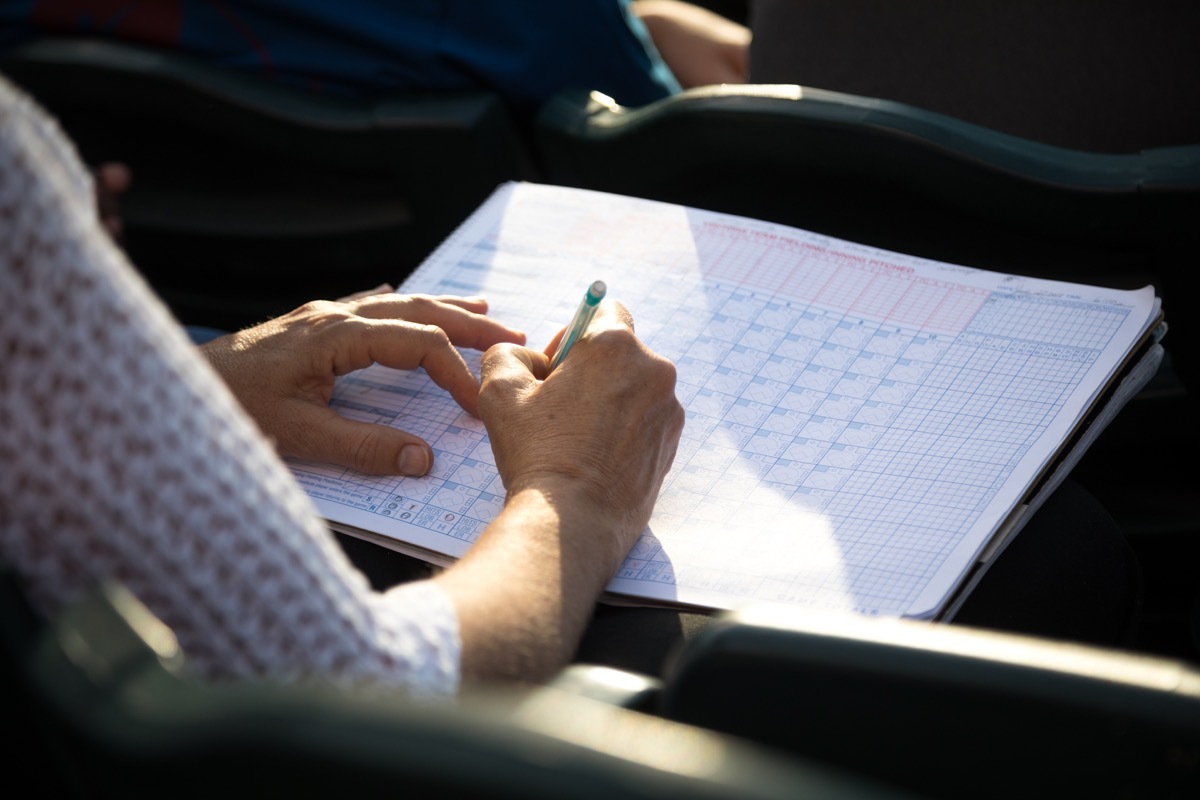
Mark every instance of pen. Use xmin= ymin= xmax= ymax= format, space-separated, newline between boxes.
xmin=548 ymin=280 xmax=607 ymax=372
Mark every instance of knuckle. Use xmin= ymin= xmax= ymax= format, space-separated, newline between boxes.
xmin=423 ymin=322 xmax=451 ymax=342
xmin=297 ymin=299 xmax=339 ymax=317
xmin=479 ymin=370 xmax=523 ymax=403
xmin=585 ymin=326 xmax=640 ymax=361
xmin=288 ymin=300 xmax=353 ymax=332
xmin=410 ymin=322 xmax=452 ymax=354
xmin=397 ymin=295 xmax=438 ymax=318
xmin=352 ymin=431 xmax=388 ymax=472
xmin=652 ymin=354 xmax=678 ymax=387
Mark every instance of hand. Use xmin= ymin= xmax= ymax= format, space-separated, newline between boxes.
xmin=478 ymin=300 xmax=685 ymax=556
xmin=92 ymin=161 xmax=131 ymax=242
xmin=439 ymin=300 xmax=684 ymax=682
xmin=200 ymin=290 xmax=525 ymax=475
xmin=632 ymin=0 xmax=752 ymax=88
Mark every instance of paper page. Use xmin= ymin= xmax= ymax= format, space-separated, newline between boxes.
xmin=288 ymin=182 xmax=1159 ymax=619
xmin=938 ymin=341 xmax=1163 ymax=621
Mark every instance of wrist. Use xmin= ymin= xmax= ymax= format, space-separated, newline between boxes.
xmin=438 ymin=475 xmax=641 ymax=683
xmin=502 ymin=477 xmax=634 ymax=569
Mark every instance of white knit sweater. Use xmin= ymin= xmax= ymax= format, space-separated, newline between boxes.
xmin=0 ymin=76 xmax=460 ymax=698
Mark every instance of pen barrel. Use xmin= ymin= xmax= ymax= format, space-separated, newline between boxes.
xmin=549 ymin=280 xmax=607 ymax=371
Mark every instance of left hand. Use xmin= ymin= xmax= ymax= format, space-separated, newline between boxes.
xmin=200 ymin=289 xmax=525 ymax=475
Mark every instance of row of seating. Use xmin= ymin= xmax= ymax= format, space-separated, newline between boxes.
xmin=5 ymin=38 xmax=1198 ymax=369
xmin=5 ymin=561 xmax=1199 ymax=799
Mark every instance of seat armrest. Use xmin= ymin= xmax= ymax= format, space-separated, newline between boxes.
xmin=2 ymin=569 xmax=916 ymax=799
xmin=543 ymin=663 xmax=663 ymax=713
xmin=660 ymin=605 xmax=1200 ymax=799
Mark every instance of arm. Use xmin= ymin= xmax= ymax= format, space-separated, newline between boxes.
xmin=202 ymin=293 xmax=682 ymax=685
xmin=201 ymin=294 xmax=683 ymax=685
xmin=92 ymin=161 xmax=130 ymax=242
xmin=438 ymin=303 xmax=685 ymax=684
xmin=632 ymin=0 xmax=752 ymax=88
xmin=1 ymin=74 xmax=677 ymax=695
xmin=0 ymin=76 xmax=470 ymax=697
xmin=199 ymin=293 xmax=682 ymax=685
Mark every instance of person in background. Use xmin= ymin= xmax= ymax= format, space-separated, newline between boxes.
xmin=91 ymin=160 xmax=129 ymax=241
xmin=0 ymin=1 xmax=751 ymax=118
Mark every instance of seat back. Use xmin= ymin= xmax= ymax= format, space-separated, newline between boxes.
xmin=0 ymin=37 xmax=540 ymax=330
xmin=535 ymin=85 xmax=1200 ymax=302
xmin=747 ymin=0 xmax=1200 ymax=155
xmin=534 ymin=84 xmax=1200 ymax=547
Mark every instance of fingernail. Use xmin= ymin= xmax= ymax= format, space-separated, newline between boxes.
xmin=398 ymin=445 xmax=429 ymax=475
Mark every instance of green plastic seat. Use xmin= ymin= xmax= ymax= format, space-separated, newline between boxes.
xmin=0 ymin=563 xmax=912 ymax=800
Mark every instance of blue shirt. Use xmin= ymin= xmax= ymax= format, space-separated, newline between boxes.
xmin=0 ymin=0 xmax=681 ymax=116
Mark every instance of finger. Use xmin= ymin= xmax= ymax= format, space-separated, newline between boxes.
xmin=96 ymin=162 xmax=131 ymax=194
xmin=283 ymin=401 xmax=434 ymax=476
xmin=353 ymin=294 xmax=525 ymax=350
xmin=417 ymin=294 xmax=491 ymax=313
xmin=545 ymin=298 xmax=635 ymax=358
xmin=480 ymin=342 xmax=548 ymax=387
xmin=352 ymin=293 xmax=487 ymax=317
xmin=336 ymin=319 xmax=486 ymax=415
xmin=590 ymin=299 xmax=635 ymax=333
xmin=337 ymin=283 xmax=394 ymax=302
xmin=543 ymin=326 xmax=565 ymax=359
xmin=102 ymin=215 xmax=124 ymax=240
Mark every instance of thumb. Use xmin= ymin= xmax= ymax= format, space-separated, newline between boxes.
xmin=480 ymin=342 xmax=547 ymax=385
xmin=283 ymin=401 xmax=434 ymax=476
xmin=477 ymin=343 xmax=544 ymax=427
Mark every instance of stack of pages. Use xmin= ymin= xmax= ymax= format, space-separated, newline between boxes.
xmin=288 ymin=181 xmax=1165 ymax=621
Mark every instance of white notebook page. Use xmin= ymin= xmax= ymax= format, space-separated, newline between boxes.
xmin=288 ymin=182 xmax=1160 ymax=619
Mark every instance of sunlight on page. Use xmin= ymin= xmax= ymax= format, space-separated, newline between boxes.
xmin=289 ymin=181 xmax=1162 ymax=621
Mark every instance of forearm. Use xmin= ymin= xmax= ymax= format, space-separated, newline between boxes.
xmin=434 ymin=481 xmax=630 ymax=685
xmin=0 ymin=77 xmax=463 ymax=697
xmin=632 ymin=0 xmax=751 ymax=88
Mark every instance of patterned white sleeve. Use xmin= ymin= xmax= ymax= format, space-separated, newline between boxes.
xmin=0 ymin=77 xmax=460 ymax=699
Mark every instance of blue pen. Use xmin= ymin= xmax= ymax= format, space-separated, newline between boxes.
xmin=548 ymin=280 xmax=606 ymax=371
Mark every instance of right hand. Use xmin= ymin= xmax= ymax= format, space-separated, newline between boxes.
xmin=439 ymin=301 xmax=683 ymax=683
xmin=477 ymin=300 xmax=685 ymax=553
